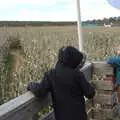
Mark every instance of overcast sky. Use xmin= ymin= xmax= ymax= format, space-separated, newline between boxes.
xmin=0 ymin=0 xmax=120 ymax=21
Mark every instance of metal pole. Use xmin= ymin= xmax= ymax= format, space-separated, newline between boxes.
xmin=77 ymin=0 xmax=83 ymax=51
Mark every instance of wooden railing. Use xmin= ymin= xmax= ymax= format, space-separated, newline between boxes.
xmin=0 ymin=92 xmax=52 ymax=120
xmin=0 ymin=61 xmax=113 ymax=120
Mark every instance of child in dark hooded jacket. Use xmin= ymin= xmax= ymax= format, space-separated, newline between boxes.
xmin=27 ymin=46 xmax=95 ymax=120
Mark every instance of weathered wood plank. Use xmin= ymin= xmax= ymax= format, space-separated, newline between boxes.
xmin=93 ymin=109 xmax=112 ymax=120
xmin=92 ymin=61 xmax=113 ymax=76
xmin=81 ymin=62 xmax=92 ymax=81
xmin=94 ymin=94 xmax=111 ymax=105
xmin=85 ymin=99 xmax=93 ymax=112
xmin=92 ymin=80 xmax=113 ymax=90
xmin=0 ymin=92 xmax=51 ymax=120
xmin=87 ymin=108 xmax=93 ymax=120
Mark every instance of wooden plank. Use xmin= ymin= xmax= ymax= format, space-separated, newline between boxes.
xmin=93 ymin=109 xmax=112 ymax=120
xmin=85 ymin=99 xmax=93 ymax=120
xmin=81 ymin=62 xmax=92 ymax=81
xmin=94 ymin=94 xmax=111 ymax=105
xmin=97 ymin=90 xmax=112 ymax=95
xmin=0 ymin=92 xmax=52 ymax=120
xmin=85 ymin=99 xmax=93 ymax=112
xmin=91 ymin=80 xmax=113 ymax=90
xmin=92 ymin=61 xmax=113 ymax=76
xmin=87 ymin=108 xmax=93 ymax=120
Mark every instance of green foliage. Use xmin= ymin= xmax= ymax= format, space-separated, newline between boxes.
xmin=4 ymin=53 xmax=13 ymax=72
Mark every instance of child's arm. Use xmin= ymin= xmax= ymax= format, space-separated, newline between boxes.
xmin=76 ymin=71 xmax=95 ymax=99
xmin=106 ymin=57 xmax=119 ymax=65
xmin=27 ymin=71 xmax=51 ymax=98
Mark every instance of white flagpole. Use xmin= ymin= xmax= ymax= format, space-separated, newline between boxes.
xmin=77 ymin=0 xmax=83 ymax=51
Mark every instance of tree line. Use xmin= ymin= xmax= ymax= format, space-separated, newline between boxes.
xmin=0 ymin=21 xmax=76 ymax=27
xmin=84 ymin=16 xmax=120 ymax=26
xmin=0 ymin=16 xmax=120 ymax=27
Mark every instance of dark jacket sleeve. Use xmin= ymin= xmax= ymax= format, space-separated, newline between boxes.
xmin=76 ymin=71 xmax=95 ymax=99
xmin=27 ymin=71 xmax=51 ymax=98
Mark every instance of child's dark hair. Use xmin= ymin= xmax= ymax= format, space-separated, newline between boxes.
xmin=58 ymin=46 xmax=85 ymax=69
